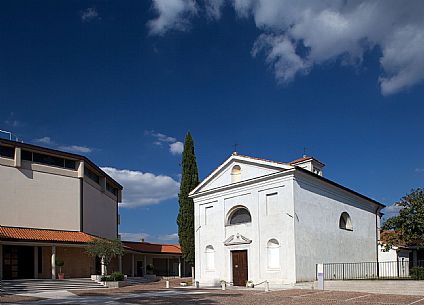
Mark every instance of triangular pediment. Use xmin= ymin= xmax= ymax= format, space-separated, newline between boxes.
xmin=189 ymin=154 xmax=293 ymax=196
xmin=224 ymin=233 xmax=252 ymax=246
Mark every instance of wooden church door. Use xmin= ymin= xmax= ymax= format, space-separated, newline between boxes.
xmin=232 ymin=250 xmax=248 ymax=286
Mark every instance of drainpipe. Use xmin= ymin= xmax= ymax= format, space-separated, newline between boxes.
xmin=375 ymin=206 xmax=381 ymax=278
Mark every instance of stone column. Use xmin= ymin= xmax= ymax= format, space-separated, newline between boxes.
xmin=34 ymin=246 xmax=38 ymax=279
xmin=101 ymin=256 xmax=107 ymax=276
xmin=51 ymin=245 xmax=56 ymax=279
xmin=178 ymin=257 xmax=181 ymax=278
xmin=131 ymin=254 xmax=135 ymax=277
xmin=0 ymin=244 xmax=3 ymax=280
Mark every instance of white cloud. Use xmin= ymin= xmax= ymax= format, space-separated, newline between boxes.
xmin=58 ymin=145 xmax=92 ymax=154
xmin=4 ymin=112 xmax=22 ymax=128
xmin=32 ymin=136 xmax=93 ymax=154
xmin=382 ymin=203 xmax=402 ymax=219
xmin=34 ymin=137 xmax=53 ymax=145
xmin=169 ymin=141 xmax=184 ymax=155
xmin=415 ymin=168 xmax=424 ymax=173
xmin=203 ymin=0 xmax=225 ymax=20
xmin=120 ymin=232 xmax=150 ymax=242
xmin=147 ymin=0 xmax=197 ymax=35
xmin=147 ymin=131 xmax=177 ymax=144
xmin=102 ymin=167 xmax=180 ymax=208
xmin=120 ymin=232 xmax=179 ymax=243
xmin=147 ymin=0 xmax=424 ymax=95
xmin=252 ymin=34 xmax=311 ymax=83
xmin=158 ymin=233 xmax=179 ymax=241
xmin=81 ymin=7 xmax=100 ymax=23
xmin=146 ymin=130 xmax=184 ymax=155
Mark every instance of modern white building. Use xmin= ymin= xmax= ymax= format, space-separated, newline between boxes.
xmin=0 ymin=138 xmax=191 ymax=280
xmin=189 ymin=153 xmax=384 ymax=286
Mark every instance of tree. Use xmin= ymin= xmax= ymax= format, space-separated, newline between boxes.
xmin=85 ymin=238 xmax=124 ymax=275
xmin=382 ymin=188 xmax=424 ymax=249
xmin=177 ymin=132 xmax=199 ymax=266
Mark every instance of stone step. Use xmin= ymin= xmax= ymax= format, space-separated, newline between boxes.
xmin=0 ymin=278 xmax=105 ymax=294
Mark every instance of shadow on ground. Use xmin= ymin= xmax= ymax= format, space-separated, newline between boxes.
xmin=119 ymin=292 xmax=243 ymax=305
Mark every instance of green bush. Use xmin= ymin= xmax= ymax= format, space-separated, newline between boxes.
xmin=410 ymin=267 xmax=424 ymax=280
xmin=146 ymin=264 xmax=154 ymax=275
xmin=101 ymin=272 xmax=125 ymax=282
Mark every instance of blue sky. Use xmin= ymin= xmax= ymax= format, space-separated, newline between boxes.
xmin=1 ymin=1 xmax=423 ymax=243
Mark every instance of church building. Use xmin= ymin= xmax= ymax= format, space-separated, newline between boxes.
xmin=189 ymin=153 xmax=384 ymax=286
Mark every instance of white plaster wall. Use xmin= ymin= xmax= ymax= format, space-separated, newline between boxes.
xmin=200 ymin=161 xmax=280 ymax=192
xmin=378 ymin=246 xmax=411 ymax=277
xmin=194 ymin=167 xmax=297 ymax=287
xmin=293 ymin=172 xmax=379 ymax=282
xmin=256 ymin=179 xmax=297 ymax=286
xmin=83 ymin=181 xmax=117 ymax=239
xmin=0 ymin=163 xmax=80 ymax=231
xmin=378 ymin=245 xmax=398 ymax=262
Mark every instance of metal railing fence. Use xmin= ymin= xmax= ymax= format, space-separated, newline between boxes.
xmin=320 ymin=260 xmax=424 ymax=280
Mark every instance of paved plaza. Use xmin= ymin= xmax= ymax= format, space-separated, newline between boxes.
xmin=2 ymin=279 xmax=424 ymax=305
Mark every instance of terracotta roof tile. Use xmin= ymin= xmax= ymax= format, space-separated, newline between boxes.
xmin=288 ymin=156 xmax=313 ymax=165
xmin=0 ymin=226 xmax=95 ymax=243
xmin=123 ymin=241 xmax=181 ymax=254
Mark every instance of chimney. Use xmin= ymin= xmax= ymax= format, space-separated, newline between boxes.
xmin=290 ymin=156 xmax=325 ymax=176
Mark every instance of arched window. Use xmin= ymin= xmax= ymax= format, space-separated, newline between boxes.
xmin=339 ymin=212 xmax=353 ymax=230
xmin=231 ymin=165 xmax=241 ymax=183
xmin=228 ymin=207 xmax=251 ymax=225
xmin=267 ymin=239 xmax=280 ymax=269
xmin=205 ymin=245 xmax=215 ymax=270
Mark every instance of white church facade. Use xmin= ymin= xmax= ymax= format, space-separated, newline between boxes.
xmin=189 ymin=153 xmax=384 ymax=286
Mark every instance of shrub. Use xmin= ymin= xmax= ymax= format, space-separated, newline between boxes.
xmin=146 ymin=264 xmax=154 ymax=275
xmin=101 ymin=272 xmax=125 ymax=282
xmin=410 ymin=267 xmax=424 ymax=280
xmin=55 ymin=259 xmax=65 ymax=274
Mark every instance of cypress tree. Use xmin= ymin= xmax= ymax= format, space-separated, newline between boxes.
xmin=177 ymin=132 xmax=199 ymax=266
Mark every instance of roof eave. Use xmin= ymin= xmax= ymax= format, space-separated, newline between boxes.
xmin=294 ymin=167 xmax=384 ymax=208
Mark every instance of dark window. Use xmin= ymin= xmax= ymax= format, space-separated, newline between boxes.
xmin=33 ymin=152 xmax=64 ymax=168
xmin=0 ymin=145 xmax=15 ymax=159
xmin=17 ymin=149 xmax=77 ymax=170
xmin=85 ymin=167 xmax=100 ymax=184
xmin=106 ymin=182 xmax=117 ymax=196
xmin=21 ymin=150 xmax=33 ymax=161
xmin=64 ymin=159 xmax=76 ymax=170
xmin=229 ymin=207 xmax=252 ymax=225
xmin=339 ymin=212 xmax=353 ymax=230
